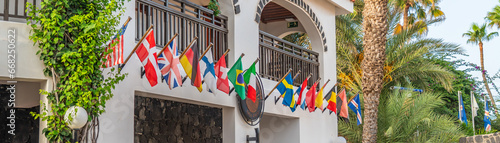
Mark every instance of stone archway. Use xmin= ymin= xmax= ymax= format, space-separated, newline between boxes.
xmin=254 ymin=0 xmax=328 ymax=51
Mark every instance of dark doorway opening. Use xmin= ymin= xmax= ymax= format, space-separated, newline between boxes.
xmin=134 ymin=95 xmax=223 ymax=143
xmin=0 ymin=84 xmax=40 ymax=143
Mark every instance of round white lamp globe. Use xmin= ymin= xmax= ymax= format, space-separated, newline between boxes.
xmin=337 ymin=137 xmax=347 ymax=143
xmin=64 ymin=106 xmax=88 ymax=129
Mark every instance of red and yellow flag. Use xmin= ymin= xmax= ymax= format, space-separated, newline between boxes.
xmin=180 ymin=41 xmax=203 ymax=92
xmin=326 ymin=88 xmax=337 ymax=114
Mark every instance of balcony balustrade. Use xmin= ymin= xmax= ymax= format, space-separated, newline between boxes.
xmin=0 ymin=0 xmax=38 ymax=21
xmin=136 ymin=0 xmax=228 ymax=61
xmin=259 ymin=30 xmax=320 ymax=87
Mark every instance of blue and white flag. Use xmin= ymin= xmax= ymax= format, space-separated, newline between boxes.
xmin=458 ymin=92 xmax=468 ymax=125
xmin=300 ymin=97 xmax=307 ymax=110
xmin=200 ymin=48 xmax=216 ymax=94
xmin=485 ymin=101 xmax=491 ymax=132
xmin=348 ymin=94 xmax=362 ymax=125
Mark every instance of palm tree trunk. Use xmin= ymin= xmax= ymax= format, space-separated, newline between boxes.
xmin=479 ymin=42 xmax=496 ymax=107
xmin=403 ymin=2 xmax=410 ymax=28
xmin=362 ymin=0 xmax=388 ymax=142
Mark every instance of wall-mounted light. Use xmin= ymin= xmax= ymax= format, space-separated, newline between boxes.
xmin=64 ymin=106 xmax=88 ymax=143
xmin=64 ymin=106 xmax=88 ymax=129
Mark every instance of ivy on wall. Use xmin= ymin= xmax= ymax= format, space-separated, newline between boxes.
xmin=27 ymin=0 xmax=128 ymax=142
xmin=208 ymin=0 xmax=221 ymax=16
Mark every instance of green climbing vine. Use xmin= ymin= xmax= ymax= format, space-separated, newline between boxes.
xmin=27 ymin=0 xmax=127 ymax=142
xmin=208 ymin=0 xmax=221 ymax=16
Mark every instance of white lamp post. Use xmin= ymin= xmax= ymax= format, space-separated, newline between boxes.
xmin=64 ymin=106 xmax=88 ymax=142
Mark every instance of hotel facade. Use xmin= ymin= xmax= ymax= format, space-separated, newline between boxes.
xmin=0 ymin=0 xmax=353 ymax=142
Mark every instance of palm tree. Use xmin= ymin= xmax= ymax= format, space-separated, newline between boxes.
xmin=391 ymin=0 xmax=444 ymax=34
xmin=361 ymin=0 xmax=389 ymax=142
xmin=282 ymin=32 xmax=312 ymax=50
xmin=463 ymin=23 xmax=498 ymax=107
xmin=337 ymin=2 xmax=463 ymax=141
xmin=339 ymin=90 xmax=464 ymax=142
xmin=486 ymin=5 xmax=500 ymax=28
xmin=337 ymin=12 xmax=459 ymax=93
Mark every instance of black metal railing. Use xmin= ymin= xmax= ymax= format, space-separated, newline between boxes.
xmin=0 ymin=0 xmax=39 ymax=21
xmin=136 ymin=0 xmax=228 ymax=61
xmin=259 ymin=30 xmax=319 ymax=87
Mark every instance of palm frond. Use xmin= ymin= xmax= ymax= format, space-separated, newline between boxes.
xmin=339 ymin=89 xmax=464 ymax=143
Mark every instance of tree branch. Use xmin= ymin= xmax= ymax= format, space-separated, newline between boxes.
xmin=50 ymin=67 xmax=60 ymax=105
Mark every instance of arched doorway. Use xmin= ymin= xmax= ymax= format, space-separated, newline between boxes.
xmin=257 ymin=0 xmax=324 ymax=87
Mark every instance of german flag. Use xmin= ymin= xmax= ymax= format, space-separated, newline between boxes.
xmin=180 ymin=41 xmax=203 ymax=92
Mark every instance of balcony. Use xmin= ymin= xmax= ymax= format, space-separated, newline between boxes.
xmin=0 ymin=0 xmax=39 ymax=22
xmin=259 ymin=30 xmax=319 ymax=87
xmin=136 ymin=0 xmax=228 ymax=60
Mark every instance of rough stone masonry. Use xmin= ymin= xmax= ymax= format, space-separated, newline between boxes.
xmin=460 ymin=132 xmax=500 ymax=143
xmin=134 ymin=96 xmax=223 ymax=143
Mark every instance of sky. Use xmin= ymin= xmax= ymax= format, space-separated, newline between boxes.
xmin=427 ymin=0 xmax=500 ymax=101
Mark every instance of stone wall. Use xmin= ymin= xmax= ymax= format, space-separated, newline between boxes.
xmin=459 ymin=132 xmax=500 ymax=143
xmin=134 ymin=96 xmax=223 ymax=143
xmin=0 ymin=85 xmax=39 ymax=143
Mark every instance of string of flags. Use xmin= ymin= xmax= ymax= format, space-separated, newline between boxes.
xmin=101 ymin=23 xmax=364 ymax=122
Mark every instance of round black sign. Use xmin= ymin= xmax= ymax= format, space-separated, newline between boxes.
xmin=237 ymin=73 xmax=265 ymax=126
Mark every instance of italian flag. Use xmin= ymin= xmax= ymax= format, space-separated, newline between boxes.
xmin=244 ymin=62 xmax=257 ymax=102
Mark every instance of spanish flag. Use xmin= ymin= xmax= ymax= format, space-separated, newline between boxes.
xmin=228 ymin=56 xmax=245 ymax=100
xmin=180 ymin=41 xmax=203 ymax=92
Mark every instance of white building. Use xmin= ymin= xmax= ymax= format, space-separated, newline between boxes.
xmin=0 ymin=0 xmax=353 ymax=142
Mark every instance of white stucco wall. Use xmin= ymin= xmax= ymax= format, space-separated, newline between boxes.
xmin=99 ymin=0 xmax=342 ymax=142
xmin=259 ymin=20 xmax=306 ymax=38
xmin=260 ymin=114 xmax=300 ymax=143
xmin=0 ymin=21 xmax=46 ymax=81
xmin=0 ymin=0 xmax=351 ymax=142
xmin=326 ymin=0 xmax=354 ymax=15
xmin=0 ymin=21 xmax=51 ymax=143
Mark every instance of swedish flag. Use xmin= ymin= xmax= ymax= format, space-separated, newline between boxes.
xmin=277 ymin=74 xmax=294 ymax=108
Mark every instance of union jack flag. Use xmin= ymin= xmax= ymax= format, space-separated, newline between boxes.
xmin=157 ymin=37 xmax=184 ymax=89
xmin=103 ymin=23 xmax=128 ymax=68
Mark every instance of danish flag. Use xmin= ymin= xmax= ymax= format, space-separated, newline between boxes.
xmin=135 ymin=30 xmax=159 ymax=87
